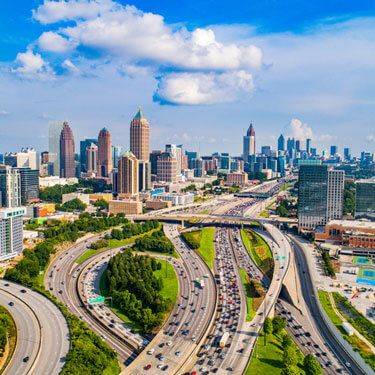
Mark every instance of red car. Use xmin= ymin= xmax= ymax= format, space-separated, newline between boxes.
xmin=144 ymin=364 xmax=152 ymax=370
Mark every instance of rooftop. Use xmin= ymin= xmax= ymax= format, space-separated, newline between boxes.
xmin=327 ymin=219 xmax=375 ymax=230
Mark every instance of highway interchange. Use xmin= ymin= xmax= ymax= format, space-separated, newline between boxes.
xmin=0 ymin=178 xmax=371 ymax=374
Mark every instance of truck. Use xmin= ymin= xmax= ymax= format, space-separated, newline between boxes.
xmin=219 ymin=332 xmax=230 ymax=348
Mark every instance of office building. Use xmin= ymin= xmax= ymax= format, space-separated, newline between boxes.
xmin=85 ymin=143 xmax=98 ymax=176
xmin=80 ymin=139 xmax=97 ymax=173
xmin=243 ymin=123 xmax=256 ymax=162
xmin=295 ymin=140 xmax=301 ymax=152
xmin=16 ymin=168 xmax=39 ymax=205
xmin=306 ymin=138 xmax=311 ymax=154
xmin=108 ymin=200 xmax=142 ymax=215
xmin=344 ymin=148 xmax=351 ymax=161
xmin=261 ymin=146 xmax=271 ymax=157
xmin=138 ymin=161 xmax=151 ymax=191
xmin=130 ymin=108 xmax=150 ymax=162
xmin=117 ymin=151 xmax=139 ymax=197
xmin=0 ymin=207 xmax=26 ymax=261
xmin=59 ymin=122 xmax=75 ymax=178
xmin=150 ymin=150 xmax=163 ymax=175
xmin=355 ymin=179 xmax=375 ymax=220
xmin=112 ymin=146 xmax=122 ymax=169
xmin=277 ymin=134 xmax=285 ymax=152
xmin=298 ymin=165 xmax=344 ymax=230
xmin=49 ymin=121 xmax=64 ymax=176
xmin=98 ymin=128 xmax=113 ymax=177
xmin=157 ymin=152 xmax=177 ymax=183
xmin=166 ymin=144 xmax=183 ymax=175
xmin=227 ymin=172 xmax=248 ymax=186
xmin=0 ymin=165 xmax=21 ymax=208
xmin=41 ymin=151 xmax=49 ymax=164
xmin=191 ymin=158 xmax=204 ymax=177
xmin=330 ymin=145 xmax=338 ymax=157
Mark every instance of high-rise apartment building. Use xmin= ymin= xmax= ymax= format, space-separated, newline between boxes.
xmin=277 ymin=134 xmax=285 ymax=152
xmin=298 ymin=165 xmax=344 ymax=230
xmin=243 ymin=123 xmax=255 ymax=162
xmin=98 ymin=128 xmax=113 ymax=177
xmin=80 ymin=139 xmax=97 ymax=173
xmin=355 ymin=179 xmax=375 ymax=220
xmin=59 ymin=122 xmax=76 ymax=178
xmin=0 ymin=207 xmax=26 ymax=261
xmin=86 ymin=143 xmax=98 ymax=176
xmin=157 ymin=152 xmax=177 ymax=183
xmin=49 ymin=121 xmax=64 ymax=176
xmin=0 ymin=165 xmax=21 ymax=208
xmin=4 ymin=148 xmax=38 ymax=170
xmin=130 ymin=108 xmax=150 ymax=162
xmin=117 ymin=151 xmax=139 ymax=197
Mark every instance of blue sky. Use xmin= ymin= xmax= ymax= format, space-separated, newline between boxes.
xmin=1 ymin=1 xmax=375 ymax=156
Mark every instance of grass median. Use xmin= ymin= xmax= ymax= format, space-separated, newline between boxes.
xmin=241 ymin=229 xmax=273 ymax=277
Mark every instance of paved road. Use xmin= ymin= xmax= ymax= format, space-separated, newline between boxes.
xmin=126 ymin=223 xmax=217 ymax=374
xmin=290 ymin=235 xmax=368 ymax=375
xmin=45 ymin=231 xmax=136 ymax=366
xmin=0 ymin=280 xmax=69 ymax=375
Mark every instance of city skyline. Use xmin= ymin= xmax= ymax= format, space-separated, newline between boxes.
xmin=0 ymin=1 xmax=375 ymax=154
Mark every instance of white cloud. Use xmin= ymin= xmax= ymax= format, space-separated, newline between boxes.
xmin=316 ymin=134 xmax=337 ymax=142
xmin=13 ymin=50 xmax=54 ymax=80
xmin=0 ymin=110 xmax=10 ymax=116
xmin=38 ymin=31 xmax=77 ymax=53
xmin=285 ymin=118 xmax=313 ymax=140
xmin=61 ymin=59 xmax=80 ymax=74
xmin=155 ymin=70 xmax=254 ymax=105
xmin=33 ymin=0 xmax=116 ymax=24
xmin=365 ymin=134 xmax=375 ymax=142
xmin=119 ymin=64 xmax=152 ymax=78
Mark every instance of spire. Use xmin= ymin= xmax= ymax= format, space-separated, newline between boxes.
xmin=134 ymin=107 xmax=144 ymax=120
xmin=247 ymin=123 xmax=255 ymax=136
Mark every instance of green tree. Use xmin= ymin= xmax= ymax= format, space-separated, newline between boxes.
xmin=304 ymin=354 xmax=322 ymax=375
xmin=94 ymin=199 xmax=109 ymax=211
xmin=280 ymin=365 xmax=300 ymax=375
xmin=263 ymin=317 xmax=273 ymax=345
xmin=283 ymin=345 xmax=298 ymax=367
xmin=273 ymin=316 xmax=286 ymax=334
xmin=282 ymin=333 xmax=293 ymax=348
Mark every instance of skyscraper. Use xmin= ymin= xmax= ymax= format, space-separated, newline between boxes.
xmin=0 ymin=165 xmax=21 ymax=208
xmin=15 ymin=168 xmax=39 ymax=205
xmin=80 ymin=138 xmax=97 ymax=173
xmin=165 ymin=144 xmax=182 ymax=175
xmin=130 ymin=108 xmax=150 ymax=162
xmin=117 ymin=151 xmax=139 ymax=197
xmin=59 ymin=122 xmax=75 ymax=178
xmin=277 ymin=134 xmax=285 ymax=152
xmin=344 ymin=148 xmax=351 ymax=161
xmin=138 ymin=161 xmax=151 ymax=191
xmin=295 ymin=140 xmax=301 ymax=152
xmin=86 ymin=143 xmax=98 ymax=176
xmin=98 ymin=128 xmax=113 ymax=177
xmin=306 ymin=138 xmax=311 ymax=154
xmin=298 ymin=165 xmax=344 ymax=230
xmin=49 ymin=121 xmax=64 ymax=176
xmin=112 ymin=146 xmax=123 ymax=169
xmin=243 ymin=123 xmax=255 ymax=161
xmin=330 ymin=145 xmax=338 ymax=157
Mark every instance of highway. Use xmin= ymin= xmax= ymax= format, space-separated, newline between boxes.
xmin=46 ymin=231 xmax=137 ymax=366
xmin=290 ymin=235 xmax=369 ymax=375
xmin=0 ymin=280 xmax=69 ymax=375
xmin=126 ymin=223 xmax=217 ymax=374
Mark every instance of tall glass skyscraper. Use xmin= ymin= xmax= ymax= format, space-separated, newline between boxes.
xmin=355 ymin=179 xmax=375 ymax=220
xmin=48 ymin=121 xmax=64 ymax=176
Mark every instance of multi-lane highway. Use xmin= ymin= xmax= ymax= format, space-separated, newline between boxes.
xmin=126 ymin=223 xmax=216 ymax=374
xmin=0 ymin=280 xmax=69 ymax=375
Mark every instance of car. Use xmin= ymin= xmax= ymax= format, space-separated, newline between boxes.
xmin=20 ymin=289 xmax=26 ymax=293
xmin=345 ymin=362 xmax=351 ymax=368
xmin=161 ymin=365 xmax=169 ymax=371
xmin=8 ymin=301 xmax=14 ymax=306
xmin=58 ymin=290 xmax=63 ymax=294
xmin=175 ymin=351 xmax=181 ymax=356
xmin=158 ymin=343 xmax=165 ymax=348
xmin=144 ymin=364 xmax=152 ymax=370
xmin=23 ymin=356 xmax=30 ymax=363
xmin=147 ymin=348 xmax=155 ymax=355
xmin=4 ymin=283 xmax=9 ymax=287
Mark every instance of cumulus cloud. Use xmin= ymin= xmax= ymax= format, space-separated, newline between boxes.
xmin=155 ymin=70 xmax=254 ymax=105
xmin=0 ymin=110 xmax=10 ymax=116
xmin=33 ymin=0 xmax=116 ymax=24
xmin=38 ymin=31 xmax=77 ymax=53
xmin=28 ymin=0 xmax=262 ymax=104
xmin=285 ymin=118 xmax=313 ymax=140
xmin=13 ymin=50 xmax=54 ymax=80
